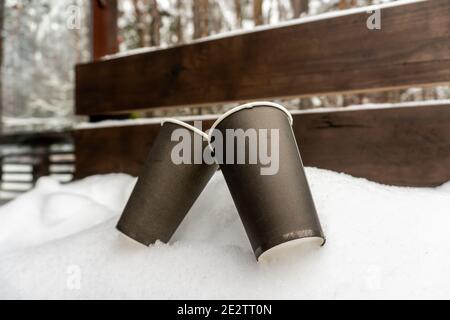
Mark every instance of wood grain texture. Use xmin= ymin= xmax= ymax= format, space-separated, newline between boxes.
xmin=76 ymin=0 xmax=450 ymax=115
xmin=293 ymin=105 xmax=450 ymax=187
xmin=74 ymin=104 xmax=450 ymax=187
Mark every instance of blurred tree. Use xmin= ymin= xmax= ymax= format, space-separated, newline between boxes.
xmin=174 ymin=0 xmax=183 ymax=43
xmin=234 ymin=0 xmax=242 ymax=28
xmin=193 ymin=0 xmax=209 ymax=39
xmin=0 ymin=0 xmax=4 ymax=133
xmin=132 ymin=0 xmax=147 ymax=47
xmin=2 ymin=0 xmax=91 ymax=132
xmin=253 ymin=0 xmax=263 ymax=26
xmin=290 ymin=0 xmax=309 ymax=18
xmin=339 ymin=0 xmax=357 ymax=10
xmin=149 ymin=0 xmax=161 ymax=46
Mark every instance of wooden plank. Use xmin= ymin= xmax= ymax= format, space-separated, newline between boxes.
xmin=76 ymin=0 xmax=450 ymax=115
xmin=74 ymin=104 xmax=450 ymax=187
xmin=0 ymin=131 xmax=72 ymax=145
xmin=294 ymin=104 xmax=450 ymax=187
xmin=74 ymin=122 xmax=169 ymax=178
xmin=92 ymin=0 xmax=119 ymax=60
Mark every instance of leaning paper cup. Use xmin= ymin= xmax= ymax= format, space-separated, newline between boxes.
xmin=117 ymin=119 xmax=218 ymax=246
xmin=209 ymin=102 xmax=325 ymax=261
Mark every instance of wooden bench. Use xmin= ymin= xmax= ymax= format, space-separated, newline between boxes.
xmin=74 ymin=0 xmax=450 ymax=187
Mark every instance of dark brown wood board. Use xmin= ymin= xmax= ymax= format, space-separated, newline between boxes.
xmin=74 ymin=104 xmax=450 ymax=187
xmin=76 ymin=0 xmax=450 ymax=115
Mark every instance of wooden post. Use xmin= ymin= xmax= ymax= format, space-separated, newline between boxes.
xmin=92 ymin=0 xmax=119 ymax=60
xmin=90 ymin=0 xmax=124 ymax=121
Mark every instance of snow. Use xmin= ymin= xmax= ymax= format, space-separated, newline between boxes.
xmin=0 ymin=174 xmax=136 ymax=256
xmin=3 ymin=116 xmax=74 ymax=133
xmin=1 ymin=167 xmax=450 ymax=299
xmin=438 ymin=181 xmax=450 ymax=193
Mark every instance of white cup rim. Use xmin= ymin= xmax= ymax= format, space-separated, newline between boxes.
xmin=161 ymin=118 xmax=209 ymax=140
xmin=207 ymin=101 xmax=293 ymax=144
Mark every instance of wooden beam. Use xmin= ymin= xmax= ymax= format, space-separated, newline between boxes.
xmin=74 ymin=104 xmax=450 ymax=187
xmin=76 ymin=0 xmax=450 ymax=115
xmin=92 ymin=0 xmax=119 ymax=60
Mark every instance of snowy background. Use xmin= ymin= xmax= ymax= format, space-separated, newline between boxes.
xmin=1 ymin=168 xmax=450 ymax=299
xmin=3 ymin=0 xmax=450 ymax=132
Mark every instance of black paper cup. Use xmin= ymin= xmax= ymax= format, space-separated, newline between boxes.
xmin=209 ymin=102 xmax=325 ymax=261
xmin=117 ymin=119 xmax=218 ymax=246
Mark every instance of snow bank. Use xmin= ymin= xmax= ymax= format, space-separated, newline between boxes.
xmin=1 ymin=168 xmax=450 ymax=299
xmin=0 ymin=174 xmax=136 ymax=256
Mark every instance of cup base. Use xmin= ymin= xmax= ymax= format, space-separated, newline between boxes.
xmin=258 ymin=236 xmax=325 ymax=263
xmin=116 ymin=224 xmax=153 ymax=246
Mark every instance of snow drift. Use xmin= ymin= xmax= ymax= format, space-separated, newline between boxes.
xmin=0 ymin=174 xmax=136 ymax=256
xmin=1 ymin=168 xmax=450 ymax=299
